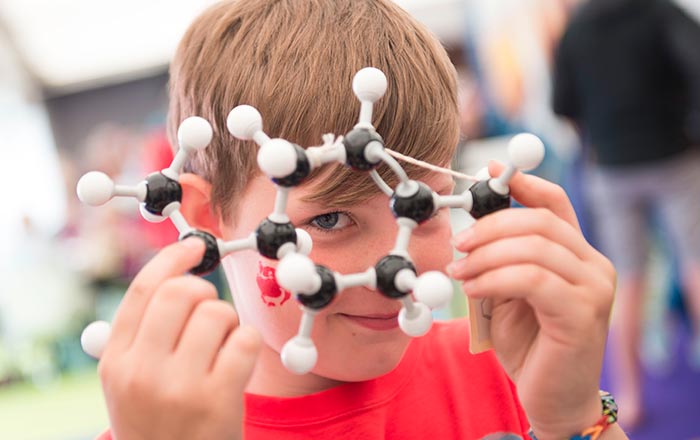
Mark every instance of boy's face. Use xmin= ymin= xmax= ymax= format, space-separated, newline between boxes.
xmin=219 ymin=167 xmax=455 ymax=383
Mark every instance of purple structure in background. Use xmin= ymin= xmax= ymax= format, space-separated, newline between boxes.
xmin=601 ymin=323 xmax=700 ymax=438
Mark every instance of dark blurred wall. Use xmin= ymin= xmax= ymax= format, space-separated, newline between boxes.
xmin=44 ymin=72 xmax=169 ymax=155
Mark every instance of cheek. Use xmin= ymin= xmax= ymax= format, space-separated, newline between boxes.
xmin=256 ymin=261 xmax=292 ymax=307
xmin=413 ymin=222 xmax=454 ymax=270
xmin=224 ymin=255 xmax=302 ymax=352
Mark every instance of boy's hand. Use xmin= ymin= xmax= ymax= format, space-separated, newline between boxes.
xmin=450 ymin=162 xmax=616 ymax=439
xmin=97 ymin=238 xmax=262 ymax=440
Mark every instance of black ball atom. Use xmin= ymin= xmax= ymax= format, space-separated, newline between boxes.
xmin=468 ymin=180 xmax=511 ymax=219
xmin=144 ymin=172 xmax=182 ymax=216
xmin=255 ymin=218 xmax=297 ymax=259
xmin=272 ymin=144 xmax=311 ymax=187
xmin=297 ymin=265 xmax=338 ymax=310
xmin=342 ymin=127 xmax=384 ymax=171
xmin=375 ymin=254 xmax=416 ymax=299
xmin=181 ymin=230 xmax=220 ymax=276
xmin=390 ymin=182 xmax=435 ymax=224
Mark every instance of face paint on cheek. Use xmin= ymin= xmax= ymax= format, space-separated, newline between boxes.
xmin=256 ymin=260 xmax=292 ymax=307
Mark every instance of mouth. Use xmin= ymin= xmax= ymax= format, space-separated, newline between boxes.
xmin=337 ymin=312 xmax=400 ymax=331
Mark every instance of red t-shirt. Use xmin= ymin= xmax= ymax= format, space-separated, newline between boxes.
xmin=97 ymin=320 xmax=530 ymax=440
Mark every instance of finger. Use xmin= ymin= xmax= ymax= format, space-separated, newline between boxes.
xmin=488 ymin=161 xmax=581 ymax=231
xmin=453 ymin=207 xmax=595 ymax=261
xmin=108 ymin=237 xmax=206 ymax=353
xmin=448 ymin=235 xmax=589 ymax=286
xmin=131 ymin=276 xmax=218 ymax=356
xmin=462 ymin=263 xmax=577 ymax=319
xmin=174 ymin=300 xmax=239 ymax=373
xmin=213 ymin=325 xmax=262 ymax=391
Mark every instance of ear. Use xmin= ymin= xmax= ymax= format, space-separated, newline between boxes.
xmin=178 ymin=173 xmax=223 ymax=237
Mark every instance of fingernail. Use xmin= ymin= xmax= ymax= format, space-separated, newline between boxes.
xmin=182 ymin=236 xmax=204 ymax=249
xmin=446 ymin=262 xmax=457 ymax=276
xmin=462 ymin=280 xmax=476 ymax=294
xmin=453 ymin=228 xmax=474 ymax=248
xmin=236 ymin=325 xmax=263 ymax=349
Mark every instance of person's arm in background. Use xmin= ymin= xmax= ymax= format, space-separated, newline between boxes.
xmin=551 ymin=24 xmax=582 ymax=135
xmin=662 ymin=0 xmax=700 ymax=144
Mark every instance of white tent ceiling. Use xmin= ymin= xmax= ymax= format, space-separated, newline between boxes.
xmin=0 ymin=0 xmax=464 ymax=93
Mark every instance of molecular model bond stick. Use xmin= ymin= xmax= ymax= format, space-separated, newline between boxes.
xmin=78 ymin=67 xmax=545 ymax=374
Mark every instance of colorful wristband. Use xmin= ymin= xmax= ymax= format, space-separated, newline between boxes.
xmin=528 ymin=391 xmax=618 ymax=440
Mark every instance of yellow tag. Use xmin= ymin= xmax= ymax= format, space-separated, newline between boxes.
xmin=468 ymin=297 xmax=493 ymax=353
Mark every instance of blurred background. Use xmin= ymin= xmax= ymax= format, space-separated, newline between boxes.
xmin=1 ymin=0 xmax=698 ymax=438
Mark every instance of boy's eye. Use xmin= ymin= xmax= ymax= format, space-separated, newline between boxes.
xmin=309 ymin=211 xmax=354 ymax=232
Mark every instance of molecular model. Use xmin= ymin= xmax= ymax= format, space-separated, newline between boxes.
xmin=77 ymin=67 xmax=545 ymax=375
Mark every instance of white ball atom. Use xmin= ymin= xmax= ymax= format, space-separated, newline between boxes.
xmin=81 ymin=320 xmax=111 ymax=359
xmin=76 ymin=171 xmax=114 ymax=206
xmin=227 ymin=105 xmax=263 ymax=140
xmin=276 ymin=253 xmax=321 ymax=294
xmin=475 ymin=166 xmax=491 ymax=181
xmin=177 ymin=116 xmax=213 ymax=152
xmin=413 ymin=271 xmax=454 ymax=309
xmin=398 ymin=302 xmax=433 ymax=337
xmin=352 ymin=67 xmax=388 ymax=103
xmin=139 ymin=204 xmax=167 ymax=223
xmin=258 ymin=139 xmax=298 ymax=178
xmin=295 ymin=228 xmax=313 ymax=256
xmin=508 ymin=133 xmax=545 ymax=172
xmin=281 ymin=337 xmax=318 ymax=375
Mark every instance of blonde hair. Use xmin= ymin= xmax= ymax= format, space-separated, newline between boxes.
xmin=168 ymin=0 xmax=459 ymax=222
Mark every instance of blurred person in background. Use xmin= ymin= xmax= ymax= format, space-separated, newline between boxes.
xmin=75 ymin=124 xmax=150 ymax=282
xmin=463 ymin=0 xmax=581 ymax=178
xmin=552 ymin=0 xmax=700 ymax=428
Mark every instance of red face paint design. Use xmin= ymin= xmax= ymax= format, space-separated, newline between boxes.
xmin=256 ymin=261 xmax=292 ymax=307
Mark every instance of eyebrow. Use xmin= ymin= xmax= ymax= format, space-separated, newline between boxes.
xmin=299 ymin=180 xmax=455 ymax=214
xmin=296 ymin=196 xmax=372 ymax=212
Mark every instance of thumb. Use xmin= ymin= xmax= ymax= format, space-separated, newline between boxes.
xmin=487 ymin=160 xmax=581 ymax=231
xmin=487 ymin=159 xmax=506 ymax=179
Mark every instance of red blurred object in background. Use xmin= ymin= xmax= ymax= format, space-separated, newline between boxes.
xmin=139 ymin=130 xmax=179 ymax=248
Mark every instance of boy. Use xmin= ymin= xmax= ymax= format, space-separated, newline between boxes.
xmin=95 ymin=1 xmax=627 ymax=439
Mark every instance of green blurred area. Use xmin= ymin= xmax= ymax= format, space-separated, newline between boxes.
xmin=0 ymin=370 xmax=108 ymax=440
